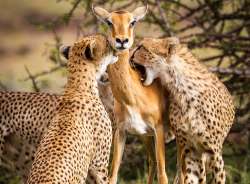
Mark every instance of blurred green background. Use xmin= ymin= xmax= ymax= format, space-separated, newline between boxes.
xmin=0 ymin=0 xmax=249 ymax=183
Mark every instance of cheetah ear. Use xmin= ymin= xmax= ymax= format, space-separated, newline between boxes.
xmin=163 ymin=37 xmax=179 ymax=55
xmin=84 ymin=40 xmax=98 ymax=61
xmin=60 ymin=45 xmax=71 ymax=60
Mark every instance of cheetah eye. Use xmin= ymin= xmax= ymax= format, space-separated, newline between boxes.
xmin=105 ymin=20 xmax=113 ymax=27
xmin=130 ymin=20 xmax=136 ymax=27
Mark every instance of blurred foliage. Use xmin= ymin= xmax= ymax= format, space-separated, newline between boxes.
xmin=0 ymin=0 xmax=250 ymax=183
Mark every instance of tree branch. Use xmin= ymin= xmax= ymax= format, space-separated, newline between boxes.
xmin=23 ymin=64 xmax=66 ymax=82
xmin=209 ymin=67 xmax=250 ymax=78
xmin=155 ymin=0 xmax=174 ymax=36
xmin=24 ymin=66 xmax=40 ymax=92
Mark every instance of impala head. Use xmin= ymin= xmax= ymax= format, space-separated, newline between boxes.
xmin=92 ymin=5 xmax=148 ymax=51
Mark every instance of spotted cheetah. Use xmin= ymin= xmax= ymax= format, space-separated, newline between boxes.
xmin=26 ymin=34 xmax=118 ymax=183
xmin=131 ymin=37 xmax=235 ymax=184
xmin=0 ymin=91 xmax=59 ymax=178
xmin=0 ymin=68 xmax=114 ymax=181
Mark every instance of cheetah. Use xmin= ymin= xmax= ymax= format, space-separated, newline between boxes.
xmin=0 ymin=91 xmax=59 ymax=179
xmin=27 ymin=34 xmax=118 ymax=183
xmin=0 ymin=66 xmax=114 ymax=182
xmin=131 ymin=37 xmax=235 ymax=184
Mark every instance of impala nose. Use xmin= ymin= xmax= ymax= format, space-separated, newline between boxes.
xmin=123 ymin=38 xmax=129 ymax=43
xmin=115 ymin=38 xmax=129 ymax=49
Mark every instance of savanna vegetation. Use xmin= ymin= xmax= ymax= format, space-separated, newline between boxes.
xmin=0 ymin=0 xmax=249 ymax=183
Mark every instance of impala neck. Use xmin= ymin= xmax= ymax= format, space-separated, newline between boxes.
xmin=107 ymin=50 xmax=139 ymax=105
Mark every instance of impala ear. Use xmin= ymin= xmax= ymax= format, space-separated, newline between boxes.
xmin=60 ymin=45 xmax=71 ymax=59
xmin=92 ymin=5 xmax=111 ymax=22
xmin=132 ymin=5 xmax=148 ymax=21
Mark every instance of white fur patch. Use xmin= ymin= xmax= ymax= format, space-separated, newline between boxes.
xmin=115 ymin=42 xmax=122 ymax=49
xmin=114 ymin=41 xmax=130 ymax=49
xmin=170 ymin=55 xmax=185 ymax=71
xmin=122 ymin=42 xmax=129 ymax=49
xmin=126 ymin=107 xmax=148 ymax=134
xmin=168 ymin=55 xmax=201 ymax=98
xmin=96 ymin=54 xmax=118 ymax=80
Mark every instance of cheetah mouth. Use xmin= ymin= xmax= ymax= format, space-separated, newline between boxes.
xmin=98 ymin=72 xmax=109 ymax=84
xmin=99 ymin=75 xmax=109 ymax=83
xmin=130 ymin=59 xmax=146 ymax=82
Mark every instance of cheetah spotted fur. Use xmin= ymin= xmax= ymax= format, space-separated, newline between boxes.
xmin=0 ymin=68 xmax=114 ymax=182
xmin=27 ymin=34 xmax=117 ymax=183
xmin=132 ymin=37 xmax=235 ymax=184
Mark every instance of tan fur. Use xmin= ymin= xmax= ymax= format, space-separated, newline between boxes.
xmin=27 ymin=34 xmax=116 ymax=183
xmin=108 ymin=51 xmax=168 ymax=184
xmin=93 ymin=6 xmax=169 ymax=184
xmin=132 ymin=37 xmax=235 ymax=184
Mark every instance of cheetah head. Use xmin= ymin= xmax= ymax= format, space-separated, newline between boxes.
xmin=60 ymin=34 xmax=118 ymax=81
xmin=131 ymin=37 xmax=179 ymax=85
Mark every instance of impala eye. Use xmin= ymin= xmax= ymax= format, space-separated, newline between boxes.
xmin=106 ymin=20 xmax=113 ymax=27
xmin=130 ymin=20 xmax=136 ymax=27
